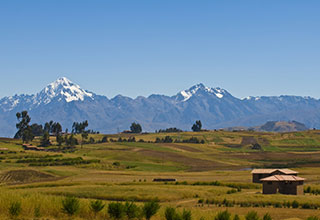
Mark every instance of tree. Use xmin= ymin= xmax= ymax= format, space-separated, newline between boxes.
xmin=52 ymin=122 xmax=62 ymax=136
xmin=65 ymin=134 xmax=78 ymax=146
xmin=143 ymin=200 xmax=160 ymax=220
xmin=22 ymin=127 xmax=35 ymax=144
xmin=30 ymin=123 xmax=44 ymax=136
xmin=56 ymin=133 xmax=64 ymax=146
xmin=81 ymin=131 xmax=88 ymax=148
xmin=191 ymin=120 xmax=202 ymax=132
xmin=14 ymin=111 xmax=34 ymax=143
xmin=72 ymin=120 xmax=88 ymax=134
xmin=71 ymin=121 xmax=89 ymax=148
xmin=130 ymin=122 xmax=142 ymax=133
xmin=40 ymin=131 xmax=51 ymax=147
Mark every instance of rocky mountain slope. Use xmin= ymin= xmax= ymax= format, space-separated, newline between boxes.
xmin=0 ymin=77 xmax=318 ymax=137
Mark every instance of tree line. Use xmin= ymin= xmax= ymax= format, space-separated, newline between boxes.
xmin=14 ymin=110 xmax=205 ymax=145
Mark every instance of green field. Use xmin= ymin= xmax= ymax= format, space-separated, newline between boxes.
xmin=1 ymin=130 xmax=320 ymax=219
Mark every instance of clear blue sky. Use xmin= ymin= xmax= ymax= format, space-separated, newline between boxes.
xmin=0 ymin=0 xmax=320 ymax=99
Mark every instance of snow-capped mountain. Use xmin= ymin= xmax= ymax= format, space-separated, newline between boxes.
xmin=35 ymin=77 xmax=95 ymax=104
xmin=0 ymin=77 xmax=95 ymax=112
xmin=0 ymin=77 xmax=320 ymax=137
xmin=175 ymin=83 xmax=230 ymax=102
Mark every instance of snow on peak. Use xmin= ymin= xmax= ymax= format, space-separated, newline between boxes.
xmin=244 ymin=96 xmax=261 ymax=101
xmin=178 ymin=83 xmax=227 ymax=102
xmin=36 ymin=77 xmax=94 ymax=104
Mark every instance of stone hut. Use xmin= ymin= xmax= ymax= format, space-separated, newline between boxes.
xmin=260 ymin=175 xmax=305 ymax=195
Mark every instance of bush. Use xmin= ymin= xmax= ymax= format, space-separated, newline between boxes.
xmin=124 ymin=201 xmax=140 ymax=219
xmin=305 ymin=186 xmax=311 ymax=193
xmin=108 ymin=202 xmax=125 ymax=219
xmin=233 ymin=214 xmax=240 ymax=220
xmin=245 ymin=211 xmax=259 ymax=220
xmin=165 ymin=207 xmax=178 ymax=220
xmin=101 ymin=136 xmax=108 ymax=143
xmin=181 ymin=209 xmax=192 ymax=220
xmin=307 ymin=217 xmax=320 ymax=220
xmin=227 ymin=189 xmax=237 ymax=194
xmin=34 ymin=204 xmax=41 ymax=218
xmin=215 ymin=210 xmax=231 ymax=220
xmin=292 ymin=200 xmax=299 ymax=208
xmin=143 ymin=200 xmax=160 ymax=220
xmin=90 ymin=200 xmax=105 ymax=215
xmin=301 ymin=203 xmax=312 ymax=209
xmin=61 ymin=196 xmax=80 ymax=216
xmin=9 ymin=201 xmax=22 ymax=217
xmin=263 ymin=213 xmax=272 ymax=220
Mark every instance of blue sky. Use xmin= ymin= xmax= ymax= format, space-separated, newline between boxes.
xmin=0 ymin=0 xmax=320 ymax=99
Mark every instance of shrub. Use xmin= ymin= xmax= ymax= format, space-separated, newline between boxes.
xmin=227 ymin=189 xmax=237 ymax=194
xmin=165 ymin=207 xmax=178 ymax=220
xmin=101 ymin=136 xmax=108 ymax=143
xmin=90 ymin=200 xmax=105 ymax=215
xmin=61 ymin=196 xmax=80 ymax=216
xmin=301 ymin=203 xmax=312 ymax=209
xmin=143 ymin=200 xmax=160 ymax=220
xmin=263 ymin=213 xmax=272 ymax=220
xmin=245 ymin=211 xmax=259 ymax=220
xmin=108 ymin=202 xmax=125 ymax=219
xmin=273 ymin=202 xmax=282 ymax=208
xmin=292 ymin=200 xmax=299 ymax=208
xmin=307 ymin=217 xmax=320 ymax=220
xmin=9 ymin=201 xmax=22 ymax=217
xmin=124 ymin=201 xmax=140 ymax=219
xmin=233 ymin=214 xmax=240 ymax=220
xmin=215 ymin=210 xmax=231 ymax=220
xmin=305 ymin=186 xmax=311 ymax=193
xmin=34 ymin=204 xmax=41 ymax=218
xmin=182 ymin=209 xmax=192 ymax=220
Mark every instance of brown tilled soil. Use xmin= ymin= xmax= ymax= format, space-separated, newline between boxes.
xmin=0 ymin=169 xmax=57 ymax=184
xmin=163 ymin=143 xmax=203 ymax=152
xmin=238 ymin=151 xmax=320 ymax=167
xmin=137 ymin=149 xmax=234 ymax=171
xmin=241 ymin=136 xmax=258 ymax=145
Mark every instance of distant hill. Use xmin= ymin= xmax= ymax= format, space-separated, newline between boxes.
xmin=226 ymin=121 xmax=309 ymax=132
xmin=0 ymin=77 xmax=319 ymax=137
xmin=257 ymin=121 xmax=309 ymax=132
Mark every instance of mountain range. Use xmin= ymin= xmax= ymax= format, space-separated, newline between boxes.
xmin=0 ymin=77 xmax=319 ymax=137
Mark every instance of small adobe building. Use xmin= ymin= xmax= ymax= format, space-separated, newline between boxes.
xmin=251 ymin=168 xmax=305 ymax=195
xmin=251 ymin=169 xmax=298 ymax=183
xmin=260 ymin=175 xmax=305 ymax=195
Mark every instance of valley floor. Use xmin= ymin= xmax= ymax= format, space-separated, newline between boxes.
xmin=0 ymin=130 xmax=320 ymax=219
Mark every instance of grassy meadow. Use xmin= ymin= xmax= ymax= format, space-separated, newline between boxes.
xmin=0 ymin=130 xmax=320 ymax=219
